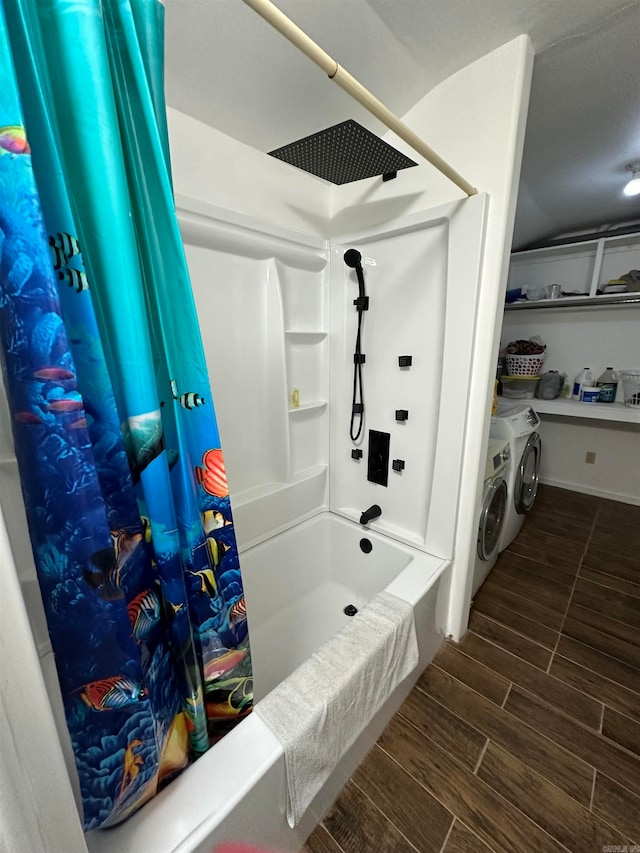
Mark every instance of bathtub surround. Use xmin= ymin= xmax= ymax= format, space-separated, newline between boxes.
xmin=0 ymin=30 xmax=532 ymax=853
xmin=255 ymin=591 xmax=418 ymax=826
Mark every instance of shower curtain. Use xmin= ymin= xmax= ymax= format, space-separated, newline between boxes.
xmin=0 ymin=0 xmax=252 ymax=830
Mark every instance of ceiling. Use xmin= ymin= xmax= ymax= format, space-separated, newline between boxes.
xmin=164 ymin=0 xmax=640 ymax=249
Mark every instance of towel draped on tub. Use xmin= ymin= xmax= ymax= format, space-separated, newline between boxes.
xmin=254 ymin=590 xmax=419 ymax=827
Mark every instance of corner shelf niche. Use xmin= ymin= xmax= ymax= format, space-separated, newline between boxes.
xmin=288 ymin=400 xmax=327 ymax=415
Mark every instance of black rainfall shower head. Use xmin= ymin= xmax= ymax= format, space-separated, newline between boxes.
xmin=268 ymin=120 xmax=417 ymax=185
xmin=343 ymin=248 xmax=362 ymax=269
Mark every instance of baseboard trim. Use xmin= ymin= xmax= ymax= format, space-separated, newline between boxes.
xmin=538 ymin=476 xmax=640 ymax=506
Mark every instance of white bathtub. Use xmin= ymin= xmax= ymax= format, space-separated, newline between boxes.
xmin=85 ymin=512 xmax=449 ymax=853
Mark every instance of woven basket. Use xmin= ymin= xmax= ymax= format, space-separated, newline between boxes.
xmin=505 ymin=352 xmax=546 ymax=376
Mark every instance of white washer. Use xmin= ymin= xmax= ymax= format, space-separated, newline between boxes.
xmin=472 ymin=438 xmax=511 ymax=596
xmin=490 ymin=401 xmax=542 ymax=552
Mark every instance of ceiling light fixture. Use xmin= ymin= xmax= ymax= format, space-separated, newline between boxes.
xmin=623 ymin=160 xmax=640 ymax=197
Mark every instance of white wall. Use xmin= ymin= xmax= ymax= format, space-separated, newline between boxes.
xmin=536 ymin=417 xmax=640 ymax=504
xmin=167 ymin=107 xmax=331 ymax=238
xmin=331 ymin=35 xmax=534 ymax=639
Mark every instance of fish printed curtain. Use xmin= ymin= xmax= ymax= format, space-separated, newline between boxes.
xmin=0 ymin=0 xmax=252 ymax=830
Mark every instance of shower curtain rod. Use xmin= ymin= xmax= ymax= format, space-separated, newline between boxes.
xmin=241 ymin=0 xmax=478 ymax=197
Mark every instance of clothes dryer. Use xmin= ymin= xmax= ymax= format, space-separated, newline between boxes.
xmin=489 ymin=401 xmax=542 ymax=552
xmin=472 ymin=438 xmax=510 ymax=596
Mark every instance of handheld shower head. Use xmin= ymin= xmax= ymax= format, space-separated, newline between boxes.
xmin=343 ymin=248 xmax=362 ymax=269
xmin=344 ymin=248 xmax=365 ymax=300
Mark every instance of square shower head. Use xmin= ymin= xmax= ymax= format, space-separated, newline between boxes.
xmin=268 ymin=119 xmax=418 ymax=185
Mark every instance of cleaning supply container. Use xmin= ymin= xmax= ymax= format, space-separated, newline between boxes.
xmin=619 ymin=370 xmax=640 ymax=407
xmin=572 ymin=367 xmax=593 ymax=400
xmin=596 ymin=367 xmax=618 ymax=403
xmin=501 ymin=375 xmax=540 ymax=399
xmin=580 ymin=386 xmax=600 ymax=403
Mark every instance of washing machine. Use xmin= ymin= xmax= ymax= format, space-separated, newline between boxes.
xmin=472 ymin=438 xmax=511 ymax=596
xmin=490 ymin=401 xmax=542 ymax=552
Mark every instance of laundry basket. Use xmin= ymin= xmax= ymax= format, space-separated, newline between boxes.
xmin=619 ymin=369 xmax=640 ymax=407
xmin=505 ymin=352 xmax=546 ymax=376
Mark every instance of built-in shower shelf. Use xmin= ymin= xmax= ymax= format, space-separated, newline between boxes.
xmin=285 ymin=330 xmax=328 ymax=341
xmin=289 ymin=400 xmax=327 ymax=415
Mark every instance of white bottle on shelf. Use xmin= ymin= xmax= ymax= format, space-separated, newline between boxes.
xmin=572 ymin=367 xmax=593 ymax=400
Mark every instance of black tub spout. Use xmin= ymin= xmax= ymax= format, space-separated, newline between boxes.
xmin=359 ymin=504 xmax=381 ymax=525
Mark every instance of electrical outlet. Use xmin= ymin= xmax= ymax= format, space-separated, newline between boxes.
xmin=585 ymin=451 xmax=597 ymax=464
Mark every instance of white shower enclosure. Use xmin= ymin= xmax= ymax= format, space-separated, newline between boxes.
xmin=0 ymin=189 xmax=488 ymax=852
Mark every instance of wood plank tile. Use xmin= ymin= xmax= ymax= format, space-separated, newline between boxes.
xmin=602 ymin=707 xmax=640 ymax=757
xmin=593 ymin=773 xmax=640 ymax=844
xmin=579 ymin=565 xmax=640 ymax=598
xmin=524 ymin=508 xmax=594 ymax=543
xmin=466 ymin=612 xmax=552 ymax=669
xmin=353 ymin=745 xmax=453 ymax=853
xmin=418 ymin=665 xmax=594 ymax=805
xmin=397 ymin=687 xmax=487 ymax=770
xmin=477 ymin=741 xmax=632 ymax=852
xmin=505 ymin=686 xmax=640 ymax=797
xmin=565 ymin=601 xmax=640 ymax=653
xmin=572 ymin=577 xmax=640 ymax=630
xmin=494 ymin=549 xmax=578 ymax=585
xmin=582 ymin=546 xmax=640 ymax=585
xmin=443 ymin=820 xmax=494 ymax=853
xmin=378 ymin=715 xmax=563 ymax=853
xmin=304 ymin=825 xmax=345 ymax=853
xmin=458 ymin=631 xmax=602 ymax=729
xmin=591 ymin=527 xmax=640 ymax=555
xmin=506 ymin=528 xmax=585 ymax=571
xmin=431 ymin=642 xmax=510 ymax=705
xmin=549 ymin=654 xmax=640 ymax=724
xmin=322 ymin=780 xmax=415 ymax=853
xmin=470 ymin=593 xmax=559 ymax=649
xmin=473 ymin=581 xmax=564 ymax=630
xmin=534 ymin=485 xmax=600 ymax=520
xmin=562 ymin=610 xmax=640 ymax=669
xmin=488 ymin=563 xmax=573 ymax=615
xmin=598 ymin=498 xmax=640 ymax=527
xmin=556 ymin=635 xmax=640 ymax=695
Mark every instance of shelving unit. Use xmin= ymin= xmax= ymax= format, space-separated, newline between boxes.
xmin=501 ymin=229 xmax=640 ymax=503
xmin=500 ymin=397 xmax=640 ymax=424
xmin=507 ymin=231 xmax=640 ymax=309
xmin=505 ymin=293 xmax=640 ymax=311
xmin=279 ymin=261 xmax=330 ymax=477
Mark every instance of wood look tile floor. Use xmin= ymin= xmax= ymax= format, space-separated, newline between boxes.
xmin=304 ymin=485 xmax=640 ymax=853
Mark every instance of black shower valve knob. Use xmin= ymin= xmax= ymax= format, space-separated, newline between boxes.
xmin=351 ymin=448 xmax=363 ymax=460
xmin=398 ymin=355 xmax=412 ymax=368
xmin=392 ymin=459 xmax=405 ymax=472
xmin=395 ymin=409 xmax=409 ymax=422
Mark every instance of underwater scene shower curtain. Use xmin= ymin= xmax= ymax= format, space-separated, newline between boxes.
xmin=0 ymin=0 xmax=252 ymax=830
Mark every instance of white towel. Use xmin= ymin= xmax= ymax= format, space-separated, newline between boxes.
xmin=254 ymin=590 xmax=419 ymax=827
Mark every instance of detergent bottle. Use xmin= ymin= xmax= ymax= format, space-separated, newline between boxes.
xmin=572 ymin=368 xmax=593 ymax=400
xmin=596 ymin=367 xmax=618 ymax=403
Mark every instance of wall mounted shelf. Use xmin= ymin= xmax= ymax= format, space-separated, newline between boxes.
xmin=506 ymin=231 xmax=640 ymax=310
xmin=288 ymin=400 xmax=328 ymax=415
xmin=505 ymin=293 xmax=640 ymax=311
xmin=503 ymin=397 xmax=640 ymax=424
xmin=284 ymin=330 xmax=328 ymax=340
